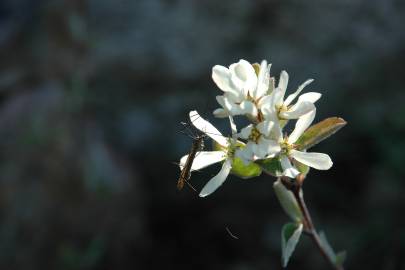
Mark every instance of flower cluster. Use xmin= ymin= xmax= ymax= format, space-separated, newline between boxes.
xmin=180 ymin=59 xmax=333 ymax=197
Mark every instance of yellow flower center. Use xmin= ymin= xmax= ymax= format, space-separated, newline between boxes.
xmin=280 ymin=138 xmax=294 ymax=155
xmin=227 ymin=144 xmax=236 ymax=158
xmin=276 ymin=104 xmax=288 ymax=115
xmin=248 ymin=127 xmax=262 ymax=144
xmin=226 ymin=138 xmax=243 ymax=159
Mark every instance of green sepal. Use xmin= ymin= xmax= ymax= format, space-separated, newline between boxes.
xmin=279 ymin=119 xmax=289 ymax=129
xmin=230 ymin=157 xmax=262 ymax=179
xmin=281 ymin=222 xmax=303 ymax=267
xmin=212 ymin=140 xmax=227 ymax=152
xmin=252 ymin=63 xmax=261 ymax=76
xmin=212 ymin=140 xmax=261 ymax=179
xmin=212 ymin=139 xmax=244 ymax=151
xmin=292 ymin=159 xmax=310 ymax=177
xmin=273 ymin=179 xmax=303 ymax=222
xmin=295 ymin=117 xmax=347 ymax=150
xmin=267 ymin=77 xmax=275 ymax=95
xmin=252 ymin=63 xmax=275 ymax=95
xmin=257 ymin=157 xmax=283 ymax=177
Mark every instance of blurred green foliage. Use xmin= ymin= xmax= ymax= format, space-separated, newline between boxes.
xmin=0 ymin=0 xmax=404 ymax=269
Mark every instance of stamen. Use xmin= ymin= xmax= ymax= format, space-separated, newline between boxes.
xmin=248 ymin=127 xmax=261 ymax=144
xmin=280 ymin=137 xmax=293 ymax=155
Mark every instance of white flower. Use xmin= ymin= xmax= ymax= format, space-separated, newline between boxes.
xmin=261 ymin=71 xmax=321 ymax=121
xmin=236 ymin=120 xmax=281 ymax=164
xmin=211 ymin=59 xmax=272 ymax=118
xmin=179 ymin=111 xmax=238 ymax=197
xmin=276 ymin=109 xmax=333 ymax=178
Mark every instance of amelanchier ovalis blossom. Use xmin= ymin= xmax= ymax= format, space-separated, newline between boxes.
xmin=179 ymin=59 xmax=340 ymax=196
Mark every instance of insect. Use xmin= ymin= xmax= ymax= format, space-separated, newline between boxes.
xmin=177 ymin=111 xmax=228 ymax=191
xmin=177 ymin=133 xmax=205 ymax=190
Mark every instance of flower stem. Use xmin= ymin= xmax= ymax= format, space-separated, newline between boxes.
xmin=280 ymin=176 xmax=344 ymax=270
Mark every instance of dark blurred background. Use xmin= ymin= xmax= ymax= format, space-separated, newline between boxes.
xmin=0 ymin=0 xmax=404 ymax=269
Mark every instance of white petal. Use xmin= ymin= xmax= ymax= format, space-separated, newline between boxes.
xmin=297 ymin=92 xmax=322 ymax=104
xmin=259 ymin=138 xmax=281 ymax=157
xmin=239 ymin=100 xmax=258 ymax=117
xmin=277 ymin=71 xmax=289 ymax=103
xmin=239 ymin=124 xmax=253 ymax=139
xmin=261 ymin=103 xmax=278 ymax=122
xmin=199 ymin=159 xmax=232 ymax=197
xmin=189 ymin=111 xmax=228 ymax=147
xmin=212 ymin=66 xmax=243 ymax=102
xmin=257 ymin=94 xmax=272 ymax=110
xmin=215 ymin=96 xmax=243 ymax=116
xmin=230 ymin=60 xmax=250 ymax=80
xmin=287 ymin=109 xmax=316 ymax=144
xmin=271 ymin=121 xmax=283 ymax=142
xmin=216 ymin=96 xmax=231 ymax=111
xmin=257 ymin=120 xmax=274 ymax=137
xmin=257 ymin=117 xmax=282 ymax=141
xmin=212 ymin=65 xmax=233 ymax=93
xmin=180 ymin=151 xmax=226 ymax=171
xmin=227 ymin=102 xmax=245 ymax=116
xmin=228 ymin=115 xmax=237 ymax=136
xmin=235 ymin=144 xmax=254 ymax=165
xmin=284 ymin=79 xmax=314 ymax=106
xmin=229 ymin=59 xmax=258 ymax=96
xmin=290 ymin=150 xmax=333 ymax=170
xmin=272 ymin=86 xmax=285 ymax=108
xmin=213 ymin=108 xmax=228 ymax=118
xmin=256 ymin=93 xmax=277 ymax=124
xmin=253 ymin=61 xmax=270 ymax=99
xmin=234 ymin=59 xmax=257 ymax=82
xmin=280 ymin=156 xmax=300 ymax=178
xmin=251 ymin=143 xmax=267 ymax=159
xmin=216 ymin=95 xmax=225 ymax=108
xmin=280 ymin=101 xmax=315 ymax=119
xmin=225 ymin=89 xmax=245 ymax=103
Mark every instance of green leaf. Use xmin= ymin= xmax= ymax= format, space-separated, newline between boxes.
xmin=295 ymin=117 xmax=347 ymax=150
xmin=281 ymin=223 xmax=303 ymax=267
xmin=257 ymin=157 xmax=283 ymax=177
xmin=273 ymin=179 xmax=303 ymax=222
xmin=319 ymin=231 xmax=336 ymax=260
xmin=318 ymin=231 xmax=346 ymax=268
xmin=335 ymin=251 xmax=347 ymax=267
xmin=230 ymin=157 xmax=262 ymax=179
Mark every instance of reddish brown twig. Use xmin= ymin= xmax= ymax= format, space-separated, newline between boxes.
xmin=280 ymin=176 xmax=344 ymax=270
